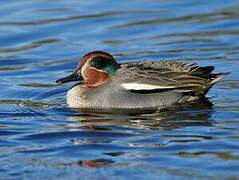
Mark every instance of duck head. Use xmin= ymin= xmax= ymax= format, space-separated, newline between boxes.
xmin=56 ymin=51 xmax=120 ymax=88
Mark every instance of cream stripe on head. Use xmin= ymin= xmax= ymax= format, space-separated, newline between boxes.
xmin=121 ymin=83 xmax=176 ymax=90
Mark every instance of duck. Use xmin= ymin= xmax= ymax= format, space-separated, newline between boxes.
xmin=56 ymin=51 xmax=228 ymax=112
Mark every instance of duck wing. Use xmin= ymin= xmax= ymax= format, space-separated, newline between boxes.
xmin=118 ymin=61 xmax=227 ymax=95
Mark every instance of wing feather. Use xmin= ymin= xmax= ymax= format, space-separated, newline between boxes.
xmin=117 ymin=61 xmax=214 ymax=95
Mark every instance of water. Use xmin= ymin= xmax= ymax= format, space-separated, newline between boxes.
xmin=0 ymin=0 xmax=239 ymax=179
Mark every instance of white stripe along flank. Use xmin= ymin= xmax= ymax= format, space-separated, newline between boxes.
xmin=121 ymin=83 xmax=176 ymax=90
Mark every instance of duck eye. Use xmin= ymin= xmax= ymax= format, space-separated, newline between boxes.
xmin=91 ymin=57 xmax=109 ymax=70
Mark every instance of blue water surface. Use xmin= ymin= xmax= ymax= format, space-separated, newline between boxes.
xmin=0 ymin=0 xmax=239 ymax=179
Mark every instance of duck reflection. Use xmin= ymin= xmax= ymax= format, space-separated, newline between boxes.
xmin=63 ymin=99 xmax=214 ymax=168
xmin=67 ymin=98 xmax=213 ymax=131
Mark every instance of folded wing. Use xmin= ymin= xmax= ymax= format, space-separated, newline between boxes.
xmin=119 ymin=61 xmax=227 ymax=96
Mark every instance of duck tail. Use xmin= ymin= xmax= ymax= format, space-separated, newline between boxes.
xmin=204 ymin=72 xmax=230 ymax=94
xmin=192 ymin=66 xmax=215 ymax=77
xmin=210 ymin=72 xmax=230 ymax=84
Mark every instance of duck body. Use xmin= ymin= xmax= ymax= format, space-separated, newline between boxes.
xmin=66 ymin=74 xmax=183 ymax=111
xmin=57 ymin=51 xmax=228 ymax=112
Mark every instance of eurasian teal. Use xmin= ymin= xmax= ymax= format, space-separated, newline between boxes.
xmin=56 ymin=51 xmax=228 ymax=111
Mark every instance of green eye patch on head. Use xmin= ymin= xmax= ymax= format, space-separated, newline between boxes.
xmin=90 ymin=56 xmax=120 ymax=75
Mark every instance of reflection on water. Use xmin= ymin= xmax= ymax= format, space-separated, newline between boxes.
xmin=68 ymin=100 xmax=213 ymax=131
xmin=0 ymin=0 xmax=239 ymax=179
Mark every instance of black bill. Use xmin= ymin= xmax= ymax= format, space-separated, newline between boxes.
xmin=56 ymin=72 xmax=83 ymax=84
